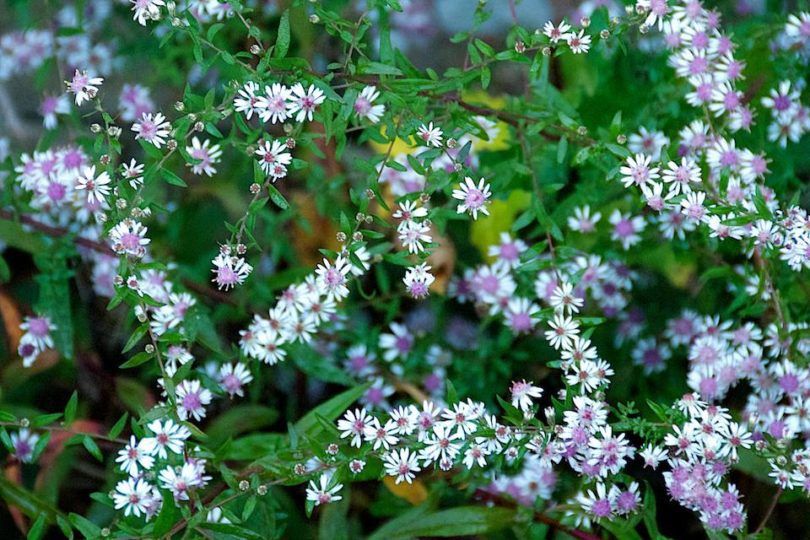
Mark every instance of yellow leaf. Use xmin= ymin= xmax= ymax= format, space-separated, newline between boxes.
xmin=383 ymin=475 xmax=428 ymax=505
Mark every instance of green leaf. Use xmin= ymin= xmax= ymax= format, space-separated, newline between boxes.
xmin=119 ymin=351 xmax=153 ymax=369
xmin=28 ymin=515 xmax=47 ymax=540
xmin=206 ymin=405 xmax=279 ymax=446
xmin=0 ymin=476 xmax=61 ymax=524
xmin=64 ymin=391 xmax=78 ymax=426
xmin=82 ymin=436 xmax=103 ymax=461
xmin=162 ymin=168 xmax=188 ymax=187
xmin=68 ymin=513 xmax=100 ymax=539
xmin=274 ymin=10 xmax=290 ymax=58
xmin=267 ymin=184 xmax=289 ymax=209
xmin=293 ymin=382 xmax=370 ymax=439
xmin=368 ymin=506 xmax=516 ymax=540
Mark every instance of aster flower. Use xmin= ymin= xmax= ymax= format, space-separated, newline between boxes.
xmin=75 ymin=165 xmax=111 ymax=204
xmin=315 ymin=256 xmax=351 ymax=301
xmin=568 ymin=205 xmax=601 ymax=233
xmin=452 ymin=176 xmax=492 ymax=219
xmin=566 ymin=30 xmax=591 ymax=54
xmin=233 ymin=82 xmax=263 ymax=120
xmin=116 ymin=436 xmax=155 ymax=476
xmin=288 ymin=83 xmax=325 ymax=122
xmin=403 ymin=263 xmax=434 ymax=299
xmin=510 ymin=379 xmax=543 ymax=412
xmin=140 ymin=419 xmax=190 ymax=459
xmin=543 ymin=20 xmax=572 ymax=43
xmin=131 ymin=0 xmax=165 ymax=25
xmin=620 ymin=153 xmax=660 ymax=188
xmin=258 ymin=83 xmax=292 ymax=124
xmin=354 ymin=85 xmax=385 ymax=123
xmin=398 ymin=220 xmax=432 ymax=254
xmin=10 ymin=429 xmax=39 ymax=463
xmin=306 ymin=473 xmax=343 ymax=506
xmin=545 ymin=313 xmax=581 ymax=350
xmin=219 ymin=363 xmax=253 ymax=397
xmin=550 ymin=282 xmax=584 ymax=314
xmin=40 ymin=94 xmax=70 ymax=129
xmin=255 ymin=139 xmax=292 ymax=179
xmin=384 ymin=448 xmax=421 ymax=484
xmin=132 ymin=112 xmax=171 ymax=148
xmin=211 ymin=253 xmax=253 ymax=291
xmin=175 ymin=379 xmax=212 ymax=422
xmin=66 ymin=69 xmax=103 ymax=106
xmin=417 ymin=122 xmax=443 ymax=147
xmin=109 ymin=219 xmax=151 ymax=257
xmin=338 ymin=408 xmax=373 ymax=447
xmin=185 ymin=137 xmax=222 ymax=176
xmin=112 ymin=478 xmax=153 ymax=517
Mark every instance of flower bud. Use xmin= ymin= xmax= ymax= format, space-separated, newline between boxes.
xmin=90 ymin=123 xmax=102 ymax=133
xmin=145 ymin=344 xmax=155 ymax=354
xmin=174 ymin=101 xmax=185 ymax=112
xmin=336 ymin=232 xmax=347 ymax=243
xmin=167 ymin=139 xmax=178 ymax=151
xmin=250 ymin=44 xmax=261 ymax=55
xmin=239 ymin=480 xmax=250 ymax=491
xmin=250 ymin=182 xmax=261 ymax=194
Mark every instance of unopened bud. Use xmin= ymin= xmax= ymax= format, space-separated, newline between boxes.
xmin=145 ymin=344 xmax=155 ymax=354
xmin=617 ymin=134 xmax=627 ymax=144
xmin=250 ymin=44 xmax=261 ymax=55
xmin=175 ymin=101 xmax=185 ymax=112
xmin=286 ymin=138 xmax=296 ymax=149
xmin=309 ymin=14 xmax=320 ymax=23
xmin=236 ymin=243 xmax=247 ymax=255
xmin=239 ymin=480 xmax=250 ymax=491
xmin=542 ymin=47 xmax=552 ymax=56
xmin=600 ymin=29 xmax=610 ymax=40
xmin=90 ymin=123 xmax=102 ymax=133
xmin=514 ymin=40 xmax=526 ymax=53
xmin=194 ymin=121 xmax=204 ymax=132
xmin=100 ymin=154 xmax=111 ymax=165
xmin=166 ymin=139 xmax=178 ymax=151
xmin=250 ymin=182 xmax=261 ymax=194
xmin=352 ymin=232 xmax=363 ymax=242
xmin=336 ymin=232 xmax=347 ymax=243
xmin=257 ymin=484 xmax=268 ymax=495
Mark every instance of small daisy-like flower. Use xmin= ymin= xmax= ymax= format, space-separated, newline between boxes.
xmin=639 ymin=444 xmax=667 ymax=469
xmin=66 ymin=69 xmax=103 ymax=106
xmin=233 ymin=82 xmax=263 ymax=120
xmin=417 ymin=122 xmax=443 ymax=147
xmin=218 ymin=362 xmax=253 ymax=397
xmin=403 ymin=263 xmax=435 ymax=299
xmin=112 ymin=478 xmax=154 ymax=517
xmin=75 ymin=165 xmax=111 ymax=204
xmin=354 ymin=85 xmax=385 ymax=123
xmin=109 ymin=219 xmax=151 ymax=257
xmin=545 ymin=313 xmax=580 ymax=350
xmin=398 ymin=220 xmax=432 ymax=254
xmin=211 ymin=253 xmax=253 ymax=291
xmin=452 ymin=177 xmax=492 ymax=219
xmin=550 ymin=282 xmax=584 ymax=314
xmin=258 ymin=83 xmax=292 ymax=124
xmin=543 ymin=20 xmax=572 ymax=43
xmin=315 ymin=256 xmax=352 ymax=301
xmin=255 ymin=139 xmax=293 ymax=180
xmin=609 ymin=210 xmax=646 ymax=250
xmin=10 ymin=429 xmax=39 ymax=463
xmin=566 ymin=30 xmax=591 ymax=54
xmin=620 ymin=153 xmax=660 ymax=188
xmin=175 ymin=380 xmax=213 ymax=422
xmin=383 ymin=448 xmax=421 ymax=484
xmin=568 ymin=205 xmax=601 ymax=233
xmin=510 ymin=379 xmax=543 ymax=412
xmin=116 ymin=435 xmax=155 ymax=476
xmin=131 ymin=0 xmax=165 ymax=25
xmin=393 ymin=200 xmax=428 ymax=222
xmin=132 ymin=112 xmax=171 ymax=148
xmin=379 ymin=322 xmax=414 ymax=362
xmin=186 ymin=137 xmax=222 ymax=176
xmin=20 ymin=315 xmax=56 ymax=351
xmin=306 ymin=473 xmax=343 ymax=506
xmin=661 ymin=157 xmax=700 ymax=195
xmin=140 ymin=419 xmax=190 ymax=459
xmin=40 ymin=94 xmax=70 ymax=129
xmin=337 ymin=408 xmax=373 ymax=447
xmin=680 ymin=191 xmax=707 ymax=222
xmin=288 ymin=83 xmax=326 ymax=123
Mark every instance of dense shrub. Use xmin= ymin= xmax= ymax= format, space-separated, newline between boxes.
xmin=1 ymin=0 xmax=810 ymax=538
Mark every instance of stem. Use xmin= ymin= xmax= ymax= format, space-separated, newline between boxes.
xmin=753 ymin=486 xmax=782 ymax=534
